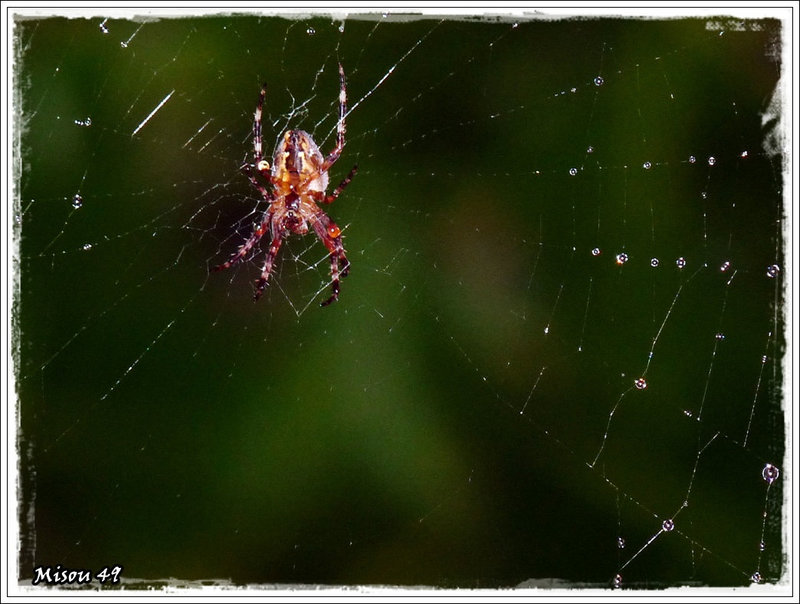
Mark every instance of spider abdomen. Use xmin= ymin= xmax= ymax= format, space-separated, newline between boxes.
xmin=272 ymin=130 xmax=329 ymax=194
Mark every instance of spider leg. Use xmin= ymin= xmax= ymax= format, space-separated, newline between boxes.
xmin=241 ymin=163 xmax=275 ymax=203
xmin=253 ymin=235 xmax=283 ymax=302
xmin=310 ymin=164 xmax=358 ymax=205
xmin=322 ymin=63 xmax=347 ymax=171
xmin=253 ymin=84 xmax=266 ymax=165
xmin=214 ymin=211 xmax=272 ymax=272
xmin=310 ymin=210 xmax=350 ymax=306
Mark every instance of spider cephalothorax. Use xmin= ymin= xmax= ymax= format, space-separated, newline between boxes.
xmin=215 ymin=63 xmax=357 ymax=306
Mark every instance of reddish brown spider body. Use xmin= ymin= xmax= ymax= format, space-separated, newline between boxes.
xmin=215 ymin=64 xmax=357 ymax=306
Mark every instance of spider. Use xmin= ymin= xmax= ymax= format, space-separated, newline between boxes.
xmin=215 ymin=63 xmax=357 ymax=306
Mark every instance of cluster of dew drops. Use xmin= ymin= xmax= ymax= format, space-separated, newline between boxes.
xmin=612 ymin=462 xmax=779 ymax=588
xmin=579 ymin=145 xmax=779 ymax=280
xmin=596 ymin=162 xmax=783 ymax=587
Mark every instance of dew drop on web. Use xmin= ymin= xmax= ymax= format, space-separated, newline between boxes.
xmin=762 ymin=463 xmax=779 ymax=484
xmin=72 ymin=194 xmax=83 ymax=209
xmin=766 ymin=264 xmax=780 ymax=278
xmin=591 ymin=247 xmax=601 ymax=256
xmin=594 ymin=76 xmax=604 ymax=86
xmin=662 ymin=518 xmax=675 ymax=532
xmin=615 ymin=252 xmax=628 ymax=265
xmin=650 ymin=258 xmax=659 ymax=267
xmin=634 ymin=377 xmax=647 ymax=390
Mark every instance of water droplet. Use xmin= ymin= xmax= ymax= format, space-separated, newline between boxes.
xmin=338 ymin=23 xmax=345 ymax=33
xmin=715 ymin=333 xmax=725 ymax=340
xmin=676 ymin=257 xmax=686 ymax=269
xmin=759 ymin=541 xmax=766 ymax=552
xmin=689 ymin=155 xmax=696 ymax=164
xmin=594 ymin=76 xmax=604 ymax=86
xmin=615 ymin=252 xmax=628 ymax=265
xmin=74 ymin=117 xmax=92 ymax=127
xmin=617 ymin=537 xmax=625 ymax=549
xmin=741 ymin=150 xmax=749 ymax=158
xmin=306 ymin=26 xmax=315 ymax=35
xmin=650 ymin=258 xmax=660 ymax=267
xmin=762 ymin=464 xmax=779 ymax=484
xmin=591 ymin=247 xmax=601 ymax=256
xmin=511 ymin=22 xmax=519 ymax=29
xmin=750 ymin=571 xmax=762 ymax=584
xmin=569 ymin=167 xmax=578 ymax=176
xmin=72 ymin=194 xmax=83 ymax=209
xmin=612 ymin=574 xmax=622 ymax=588
xmin=82 ymin=243 xmax=92 ymax=251
xmin=570 ymin=87 xmax=577 ymax=93
xmin=662 ymin=519 xmax=675 ymax=532
xmin=683 ymin=409 xmax=693 ymax=417
xmin=634 ymin=377 xmax=647 ymax=390
xmin=99 ymin=19 xmax=109 ymax=34
xmin=766 ymin=264 xmax=780 ymax=278
xmin=120 ymin=41 xmax=128 ymax=48
xmin=700 ymin=191 xmax=708 ymax=200
xmin=642 ymin=161 xmax=652 ymax=170
xmin=543 ymin=326 xmax=550 ymax=335
xmin=720 ymin=261 xmax=731 ymax=272
xmin=587 ymin=145 xmax=594 ymax=153
xmin=707 ymin=156 xmax=716 ymax=166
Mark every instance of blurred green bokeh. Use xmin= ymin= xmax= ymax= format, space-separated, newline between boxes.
xmin=14 ymin=12 xmax=784 ymax=588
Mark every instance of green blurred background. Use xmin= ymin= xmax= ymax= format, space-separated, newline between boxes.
xmin=14 ymin=12 xmax=784 ymax=588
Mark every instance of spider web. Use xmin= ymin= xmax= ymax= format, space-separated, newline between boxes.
xmin=6 ymin=6 xmax=794 ymax=594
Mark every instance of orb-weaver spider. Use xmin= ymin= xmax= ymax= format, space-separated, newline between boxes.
xmin=215 ymin=63 xmax=357 ymax=306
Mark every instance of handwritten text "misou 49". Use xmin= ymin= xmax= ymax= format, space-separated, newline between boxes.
xmin=32 ymin=564 xmax=123 ymax=586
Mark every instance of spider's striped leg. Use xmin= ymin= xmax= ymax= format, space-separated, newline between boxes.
xmin=214 ymin=212 xmax=272 ymax=272
xmin=253 ymin=235 xmax=283 ymax=302
xmin=240 ymin=163 xmax=274 ymax=203
xmin=322 ymin=164 xmax=358 ymax=204
xmin=320 ymin=246 xmax=350 ymax=307
xmin=323 ymin=63 xmax=347 ymax=171
xmin=253 ymin=84 xmax=267 ymax=165
xmin=311 ymin=210 xmax=349 ymax=306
